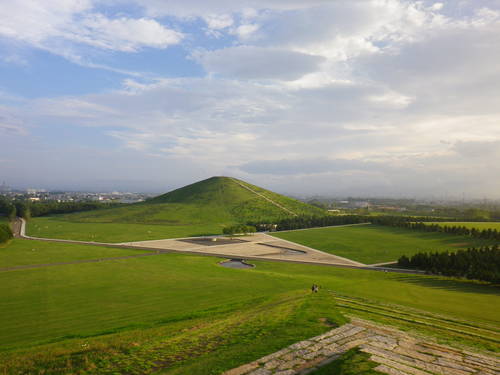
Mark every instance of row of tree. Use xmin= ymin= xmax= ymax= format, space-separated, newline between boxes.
xmin=248 ymin=215 xmax=368 ymax=231
xmin=398 ymin=246 xmax=500 ymax=283
xmin=222 ymin=224 xmax=256 ymax=235
xmin=0 ymin=196 xmax=121 ymax=220
xmin=248 ymin=214 xmax=450 ymax=232
xmin=29 ymin=201 xmax=121 ymax=217
xmin=375 ymin=219 xmax=500 ymax=241
xmin=0 ymin=224 xmax=13 ymax=244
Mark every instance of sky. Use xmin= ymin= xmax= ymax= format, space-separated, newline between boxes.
xmin=0 ymin=0 xmax=499 ymax=198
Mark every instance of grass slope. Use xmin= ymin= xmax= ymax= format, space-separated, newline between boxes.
xmin=1 ymin=245 xmax=498 ymax=350
xmin=271 ymin=225 xmax=496 ymax=264
xmin=0 ymin=239 xmax=150 ymax=268
xmin=27 ymin=177 xmax=324 ymax=242
xmin=0 ymin=239 xmax=498 ymax=373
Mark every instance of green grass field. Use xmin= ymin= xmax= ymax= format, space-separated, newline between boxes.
xmin=271 ymin=224 xmax=495 ymax=264
xmin=0 ymin=239 xmax=150 ymax=268
xmin=27 ymin=217 xmax=223 ymax=242
xmin=1 ymin=238 xmax=498 ymax=374
xmin=430 ymin=221 xmax=500 ymax=230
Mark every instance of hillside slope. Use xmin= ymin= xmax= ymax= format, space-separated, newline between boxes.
xmin=56 ymin=177 xmax=325 ymax=225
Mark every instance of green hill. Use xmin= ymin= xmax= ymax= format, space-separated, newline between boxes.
xmin=55 ymin=176 xmax=324 ymax=226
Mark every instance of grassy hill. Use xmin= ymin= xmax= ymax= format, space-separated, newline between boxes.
xmin=27 ymin=177 xmax=324 ymax=242
xmin=59 ymin=176 xmax=323 ymax=224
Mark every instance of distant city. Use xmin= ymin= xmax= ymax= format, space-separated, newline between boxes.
xmin=0 ymin=181 xmax=154 ymax=204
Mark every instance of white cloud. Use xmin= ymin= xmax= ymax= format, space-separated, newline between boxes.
xmin=194 ymin=46 xmax=325 ymax=80
xmin=2 ymin=0 xmax=500 ymax=197
xmin=77 ymin=15 xmax=183 ymax=52
xmin=0 ymin=0 xmax=183 ymax=55
xmin=232 ymin=23 xmax=260 ymax=40
xmin=204 ymin=14 xmax=234 ymax=30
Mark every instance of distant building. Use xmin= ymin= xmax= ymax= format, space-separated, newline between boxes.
xmin=0 ymin=181 xmax=11 ymax=193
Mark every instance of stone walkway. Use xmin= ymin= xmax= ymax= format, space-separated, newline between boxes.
xmin=223 ymin=318 xmax=500 ymax=375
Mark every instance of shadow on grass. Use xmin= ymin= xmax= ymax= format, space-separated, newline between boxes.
xmin=388 ymin=274 xmax=500 ymax=296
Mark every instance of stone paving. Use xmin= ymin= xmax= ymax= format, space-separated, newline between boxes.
xmin=222 ymin=318 xmax=500 ymax=375
xmin=122 ymin=233 xmax=365 ymax=266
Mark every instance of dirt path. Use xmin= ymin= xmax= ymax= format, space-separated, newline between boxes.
xmin=222 ymin=318 xmax=500 ymax=375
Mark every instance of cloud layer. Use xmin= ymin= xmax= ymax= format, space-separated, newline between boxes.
xmin=1 ymin=0 xmax=499 ymax=197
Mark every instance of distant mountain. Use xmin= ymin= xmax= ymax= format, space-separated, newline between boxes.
xmin=59 ymin=176 xmax=325 ymax=225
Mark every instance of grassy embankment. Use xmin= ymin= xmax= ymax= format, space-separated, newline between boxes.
xmin=272 ymin=224 xmax=496 ymax=264
xmin=0 ymin=238 xmax=498 ymax=374
xmin=26 ymin=177 xmax=324 ymax=242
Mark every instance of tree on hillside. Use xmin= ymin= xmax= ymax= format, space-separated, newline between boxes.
xmin=223 ymin=225 xmax=256 ymax=236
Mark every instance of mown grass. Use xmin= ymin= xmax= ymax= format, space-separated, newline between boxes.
xmin=430 ymin=221 xmax=500 ymax=230
xmin=0 ymin=239 xmax=150 ymax=268
xmin=27 ymin=218 xmax=223 ymax=243
xmin=271 ymin=224 xmax=495 ymax=264
xmin=1 ymin=246 xmax=498 ymax=350
xmin=1 ymin=238 xmax=498 ymax=374
xmin=1 ymin=291 xmax=346 ymax=375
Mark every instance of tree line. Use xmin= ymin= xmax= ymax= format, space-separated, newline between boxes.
xmin=0 ymin=224 xmax=13 ymax=244
xmin=375 ymin=219 xmax=500 ymax=241
xmin=247 ymin=214 xmax=449 ymax=232
xmin=222 ymin=224 xmax=256 ymax=235
xmin=0 ymin=196 xmax=121 ymax=220
xmin=247 ymin=215 xmax=368 ymax=231
xmin=398 ymin=246 xmax=500 ymax=283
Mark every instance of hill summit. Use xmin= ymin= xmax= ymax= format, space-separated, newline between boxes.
xmin=61 ymin=176 xmax=324 ymax=226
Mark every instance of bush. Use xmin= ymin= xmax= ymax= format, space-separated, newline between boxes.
xmin=222 ymin=225 xmax=256 ymax=235
xmin=0 ymin=224 xmax=13 ymax=244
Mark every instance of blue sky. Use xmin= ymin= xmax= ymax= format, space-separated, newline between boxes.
xmin=1 ymin=0 xmax=500 ymax=198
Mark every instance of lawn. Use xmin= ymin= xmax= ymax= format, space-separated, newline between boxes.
xmin=23 ymin=177 xmax=326 ymax=243
xmin=1 ymin=239 xmax=498 ymax=374
xmin=430 ymin=221 xmax=500 ymax=230
xmin=271 ymin=224 xmax=495 ymax=264
xmin=27 ymin=217 xmax=223 ymax=242
xmin=0 ymin=239 xmax=151 ymax=268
